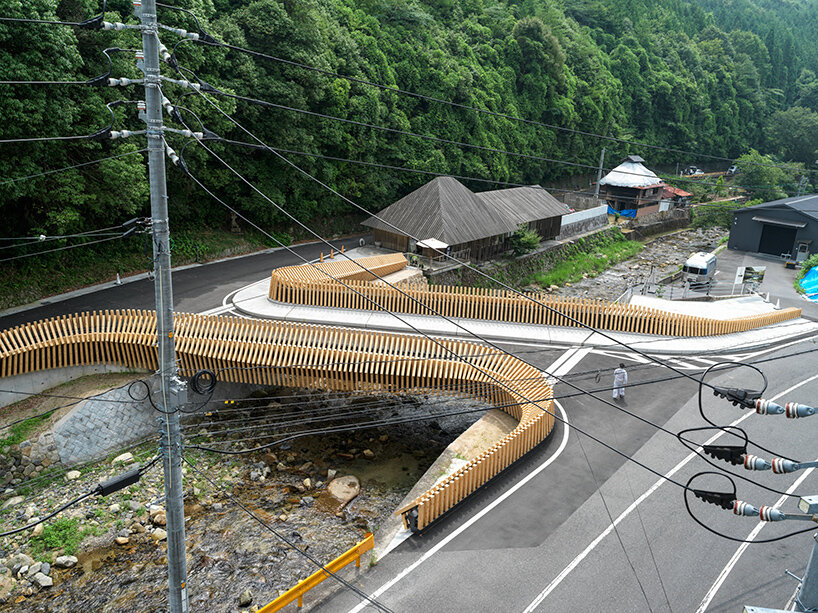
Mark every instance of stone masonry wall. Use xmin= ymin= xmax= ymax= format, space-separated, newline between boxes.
xmin=1 ymin=376 xmax=260 ymax=486
xmin=430 ymin=226 xmax=623 ymax=288
xmin=0 ymin=433 xmax=60 ymax=488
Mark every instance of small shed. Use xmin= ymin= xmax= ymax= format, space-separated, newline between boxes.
xmin=599 ymin=155 xmax=665 ymax=218
xmin=728 ymin=195 xmax=818 ymax=260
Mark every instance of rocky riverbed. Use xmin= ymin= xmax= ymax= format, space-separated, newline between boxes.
xmin=549 ymin=227 xmax=728 ymax=300
xmin=0 ymin=388 xmax=486 ymax=612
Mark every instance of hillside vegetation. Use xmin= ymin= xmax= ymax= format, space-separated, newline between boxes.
xmin=1 ymin=0 xmax=817 ymax=279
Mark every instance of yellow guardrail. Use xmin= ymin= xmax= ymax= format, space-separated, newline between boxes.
xmin=258 ymin=533 xmax=374 ymax=612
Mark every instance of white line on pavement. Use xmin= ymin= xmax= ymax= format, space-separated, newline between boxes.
xmin=346 ymin=348 xmax=584 ymax=613
xmin=695 ymin=464 xmax=816 ymax=612
xmin=347 ymin=400 xmax=571 ymax=613
xmin=521 ymin=371 xmax=818 ymax=613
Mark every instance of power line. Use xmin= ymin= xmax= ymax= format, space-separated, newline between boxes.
xmin=0 ymin=134 xmax=97 ymax=144
xmin=203 ymin=136 xmax=792 ymax=209
xmin=0 ymin=458 xmax=160 ymax=538
xmin=179 ymin=84 xmax=729 ymax=397
xmin=0 ymin=16 xmax=84 ymax=26
xmin=173 ymin=34 xmax=799 ymax=172
xmin=173 ymin=88 xmax=818 ymax=500
xmin=0 ymin=232 xmax=134 ymax=264
xmin=180 ymin=76 xmax=776 ymax=194
xmin=176 ymin=155 xmax=701 ymax=494
xmin=182 ymin=455 xmax=395 ymax=613
xmin=0 ymin=80 xmax=87 ymax=85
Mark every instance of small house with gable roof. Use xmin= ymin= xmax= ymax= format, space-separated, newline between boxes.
xmin=598 ymin=155 xmax=665 ymax=218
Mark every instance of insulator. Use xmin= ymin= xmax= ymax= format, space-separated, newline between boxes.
xmin=733 ymin=500 xmax=759 ymax=517
xmin=743 ymin=454 xmax=771 ymax=471
xmin=135 ymin=51 xmax=144 ymax=62
xmin=771 ymin=458 xmax=798 ymax=474
xmin=137 ymin=101 xmax=146 ymax=112
xmin=786 ymin=403 xmax=816 ymax=419
xmin=755 ymin=399 xmax=784 ymax=415
xmin=759 ymin=506 xmax=786 ymax=522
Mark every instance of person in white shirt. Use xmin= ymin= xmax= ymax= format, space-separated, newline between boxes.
xmin=612 ymin=363 xmax=628 ymax=400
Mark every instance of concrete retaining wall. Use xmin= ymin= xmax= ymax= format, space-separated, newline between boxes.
xmin=0 ymin=364 xmax=139 ymax=410
xmin=558 ymin=205 xmax=608 ymax=239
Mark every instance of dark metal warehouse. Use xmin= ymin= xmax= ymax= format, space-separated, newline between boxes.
xmin=728 ymin=195 xmax=818 ymax=260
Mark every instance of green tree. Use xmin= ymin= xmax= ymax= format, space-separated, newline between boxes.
xmin=766 ymin=106 xmax=818 ymax=165
xmin=735 ymin=149 xmax=791 ymax=201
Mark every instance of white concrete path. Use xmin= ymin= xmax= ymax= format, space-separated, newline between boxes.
xmin=230 ymin=277 xmax=818 ymax=355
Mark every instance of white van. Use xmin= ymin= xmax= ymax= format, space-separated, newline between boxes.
xmin=682 ymin=252 xmax=717 ymax=283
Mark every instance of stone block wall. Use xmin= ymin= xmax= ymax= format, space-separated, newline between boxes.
xmin=0 ymin=433 xmax=60 ymax=488
xmin=1 ymin=376 xmax=261 ymax=486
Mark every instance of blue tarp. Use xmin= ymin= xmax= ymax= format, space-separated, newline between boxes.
xmin=800 ymin=266 xmax=818 ymax=301
xmin=607 ymin=205 xmax=637 ymax=218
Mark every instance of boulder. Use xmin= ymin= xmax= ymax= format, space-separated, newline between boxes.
xmin=65 ymin=471 xmax=81 ymax=481
xmin=1 ymin=496 xmax=23 ymax=509
xmin=151 ymin=529 xmax=167 ymax=542
xmin=238 ymin=589 xmax=253 ymax=607
xmin=53 ymin=556 xmax=77 ymax=569
xmin=115 ymin=537 xmax=130 ymax=546
xmin=362 ymin=449 xmax=375 ymax=459
xmin=326 ymin=476 xmax=360 ymax=507
xmin=0 ymin=575 xmax=16 ymax=601
xmin=26 ymin=562 xmax=42 ymax=578
xmin=32 ymin=573 xmax=52 ymax=588
xmin=112 ymin=452 xmax=134 ymax=465
xmin=5 ymin=554 xmax=33 ymax=571
xmin=152 ymin=512 xmax=167 ymax=527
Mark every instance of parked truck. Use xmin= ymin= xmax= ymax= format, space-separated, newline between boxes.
xmin=682 ymin=252 xmax=717 ymax=284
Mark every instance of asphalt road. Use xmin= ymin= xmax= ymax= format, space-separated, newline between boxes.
xmin=0 ymin=235 xmax=367 ymax=330
xmin=309 ymin=338 xmax=818 ymax=613
xmin=3 ymin=237 xmax=816 ymax=612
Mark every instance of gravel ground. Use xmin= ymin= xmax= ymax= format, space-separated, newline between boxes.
xmin=0 ymin=388 xmax=485 ymax=612
xmin=550 ymin=227 xmax=728 ymax=300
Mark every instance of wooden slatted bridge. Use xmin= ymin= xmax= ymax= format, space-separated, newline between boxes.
xmin=268 ymin=254 xmax=802 ymax=337
xmin=0 ymin=310 xmax=553 ymax=531
xmin=0 ymin=254 xmax=802 ymax=531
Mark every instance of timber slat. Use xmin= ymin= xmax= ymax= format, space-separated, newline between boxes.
xmin=267 ymin=255 xmax=802 ymax=337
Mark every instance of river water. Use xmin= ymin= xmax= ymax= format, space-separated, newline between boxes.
xmin=3 ymin=388 xmax=485 ymax=612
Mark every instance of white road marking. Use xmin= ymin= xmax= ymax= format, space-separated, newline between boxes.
xmin=695 ymin=465 xmax=817 ymax=612
xmin=544 ymin=348 xmax=592 ymax=385
xmin=346 ymin=348 xmax=584 ymax=613
xmin=521 ymin=372 xmax=818 ymax=612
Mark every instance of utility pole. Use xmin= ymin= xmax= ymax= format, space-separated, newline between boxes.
xmin=795 ymin=533 xmax=818 ymax=611
xmin=594 ymin=147 xmax=606 ymax=199
xmin=136 ymin=1 xmax=189 ymax=611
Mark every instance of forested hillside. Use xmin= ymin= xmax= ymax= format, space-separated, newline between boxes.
xmin=2 ymin=0 xmax=817 ymax=247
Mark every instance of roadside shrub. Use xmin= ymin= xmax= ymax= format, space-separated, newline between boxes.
xmin=509 ymin=224 xmax=541 ymax=255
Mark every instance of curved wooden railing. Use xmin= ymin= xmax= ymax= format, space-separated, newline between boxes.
xmin=268 ymin=254 xmax=802 ymax=337
xmin=0 ymin=310 xmax=553 ymax=531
